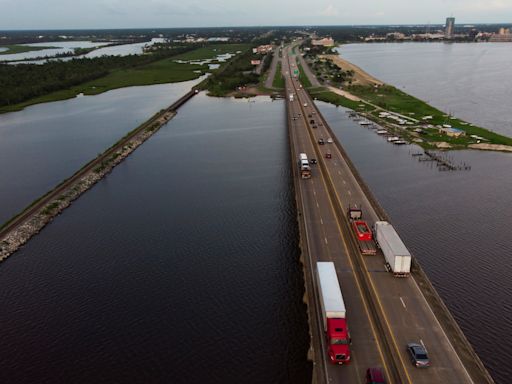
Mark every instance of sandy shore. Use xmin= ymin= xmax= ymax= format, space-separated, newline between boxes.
xmin=319 ymin=54 xmax=384 ymax=86
xmin=469 ymin=143 xmax=512 ymax=152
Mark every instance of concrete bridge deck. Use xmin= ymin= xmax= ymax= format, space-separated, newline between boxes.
xmin=283 ymin=44 xmax=492 ymax=384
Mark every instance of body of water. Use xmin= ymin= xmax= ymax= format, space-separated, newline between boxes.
xmin=0 ymin=94 xmax=311 ymax=384
xmin=318 ymin=101 xmax=512 ymax=384
xmin=338 ymin=43 xmax=512 ymax=136
xmin=83 ymin=38 xmax=166 ymax=58
xmin=0 ymin=41 xmax=110 ymax=61
xmin=0 ymin=78 xmax=202 ymax=224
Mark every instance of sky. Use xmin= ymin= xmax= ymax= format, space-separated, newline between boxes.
xmin=1 ymin=0 xmax=511 ymax=30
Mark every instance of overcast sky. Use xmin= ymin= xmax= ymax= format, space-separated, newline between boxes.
xmin=1 ymin=0 xmax=511 ymax=30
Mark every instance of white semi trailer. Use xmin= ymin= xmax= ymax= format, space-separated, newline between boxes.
xmin=374 ymin=221 xmax=411 ymax=277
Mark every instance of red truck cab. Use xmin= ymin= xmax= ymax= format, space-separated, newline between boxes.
xmin=352 ymin=220 xmax=372 ymax=241
xmin=327 ymin=318 xmax=351 ymax=364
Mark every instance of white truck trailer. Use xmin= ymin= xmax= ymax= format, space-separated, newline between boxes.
xmin=374 ymin=221 xmax=411 ymax=277
xmin=299 ymin=153 xmax=311 ymax=179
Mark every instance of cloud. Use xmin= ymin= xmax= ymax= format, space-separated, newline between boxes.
xmin=320 ymin=4 xmax=339 ymax=17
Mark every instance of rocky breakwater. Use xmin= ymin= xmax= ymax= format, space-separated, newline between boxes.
xmin=0 ymin=109 xmax=177 ymax=262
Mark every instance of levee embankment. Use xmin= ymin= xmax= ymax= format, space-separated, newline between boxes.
xmin=0 ymin=89 xmax=198 ymax=262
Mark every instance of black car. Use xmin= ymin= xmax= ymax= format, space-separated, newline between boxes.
xmin=406 ymin=343 xmax=430 ymax=368
xmin=310 ymin=158 xmax=317 ymax=164
xmin=318 ymin=138 xmax=325 ymax=145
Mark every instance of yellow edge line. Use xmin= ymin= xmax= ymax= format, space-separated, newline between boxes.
xmin=317 ymin=120 xmax=414 ymax=383
xmin=290 ymin=72 xmax=398 ymax=382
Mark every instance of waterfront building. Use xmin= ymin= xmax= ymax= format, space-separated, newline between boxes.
xmin=445 ymin=17 xmax=455 ymax=39
xmin=311 ymin=37 xmax=335 ymax=47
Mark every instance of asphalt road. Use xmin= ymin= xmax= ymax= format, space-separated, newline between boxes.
xmin=284 ymin=49 xmax=390 ymax=384
xmin=283 ymin=44 xmax=474 ymax=384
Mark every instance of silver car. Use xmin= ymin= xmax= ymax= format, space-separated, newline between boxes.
xmin=406 ymin=343 xmax=430 ymax=368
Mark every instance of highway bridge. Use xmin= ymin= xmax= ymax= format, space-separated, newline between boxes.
xmin=283 ymin=44 xmax=491 ymax=384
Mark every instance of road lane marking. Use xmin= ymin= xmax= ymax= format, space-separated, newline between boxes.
xmin=420 ymin=339 xmax=426 ymax=349
xmin=324 ymin=237 xmax=328 ymax=244
xmin=313 ymin=190 xmax=316 ymax=196
xmin=320 ymin=218 xmax=324 ymax=225
xmin=321 ymin=156 xmax=412 ymax=384
xmin=343 ymin=180 xmax=346 ymax=185
xmin=347 ymin=190 xmax=352 ymax=196
xmin=400 ymin=297 xmax=407 ymax=309
xmin=316 ymin=202 xmax=319 ymax=208
xmin=337 ymin=170 xmax=341 ymax=175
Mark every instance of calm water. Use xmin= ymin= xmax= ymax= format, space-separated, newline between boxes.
xmin=0 ymin=41 xmax=110 ymax=61
xmin=339 ymin=43 xmax=512 ymax=136
xmin=82 ymin=38 xmax=166 ymax=58
xmin=0 ymin=78 xmax=202 ymax=224
xmin=317 ymin=101 xmax=512 ymax=384
xmin=0 ymin=94 xmax=312 ymax=384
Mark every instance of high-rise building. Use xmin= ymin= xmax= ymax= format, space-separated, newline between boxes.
xmin=445 ymin=17 xmax=455 ymax=38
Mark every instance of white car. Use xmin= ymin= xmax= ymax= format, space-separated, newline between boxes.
xmin=327 ymin=138 xmax=333 ymax=143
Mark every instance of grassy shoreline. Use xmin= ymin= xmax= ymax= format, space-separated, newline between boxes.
xmin=0 ymin=44 xmax=250 ymax=114
xmin=310 ymin=86 xmax=512 ymax=149
xmin=0 ymin=44 xmax=57 ymax=55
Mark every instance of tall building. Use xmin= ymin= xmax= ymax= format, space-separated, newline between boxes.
xmin=445 ymin=17 xmax=455 ymax=38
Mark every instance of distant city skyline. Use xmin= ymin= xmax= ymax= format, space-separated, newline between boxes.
xmin=1 ymin=0 xmax=512 ymax=30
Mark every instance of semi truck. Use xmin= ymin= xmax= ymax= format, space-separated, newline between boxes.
xmin=374 ymin=221 xmax=411 ymax=277
xmin=299 ymin=153 xmax=311 ymax=179
xmin=347 ymin=206 xmax=376 ymax=255
xmin=316 ymin=262 xmax=351 ymax=365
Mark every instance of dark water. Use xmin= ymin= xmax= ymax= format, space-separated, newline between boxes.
xmin=0 ymin=94 xmax=311 ymax=384
xmin=0 ymin=78 xmax=202 ymax=225
xmin=339 ymin=43 xmax=512 ymax=136
xmin=318 ymin=101 xmax=512 ymax=384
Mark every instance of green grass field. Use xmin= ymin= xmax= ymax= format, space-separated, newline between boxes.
xmin=0 ymin=59 xmax=206 ymax=113
xmin=349 ymin=84 xmax=512 ymax=146
xmin=172 ymin=44 xmax=251 ymax=61
xmin=297 ymin=61 xmax=312 ymax=88
xmin=310 ymin=90 xmax=375 ymax=112
xmin=272 ymin=62 xmax=285 ymax=88
xmin=0 ymin=44 xmax=57 ymax=55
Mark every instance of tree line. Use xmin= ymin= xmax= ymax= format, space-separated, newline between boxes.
xmin=0 ymin=45 xmax=198 ymax=107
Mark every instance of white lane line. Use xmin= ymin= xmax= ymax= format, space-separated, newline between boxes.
xmin=347 ymin=190 xmax=352 ymax=196
xmin=320 ymin=218 xmax=324 ymax=225
xmin=313 ymin=190 xmax=316 ymax=196
xmin=316 ymin=202 xmax=319 ymax=208
xmin=324 ymin=237 xmax=328 ymax=244
xmin=400 ymin=297 xmax=407 ymax=309
xmin=337 ymin=170 xmax=341 ymax=175
xmin=420 ymin=339 xmax=426 ymax=349
xmin=343 ymin=180 xmax=346 ymax=185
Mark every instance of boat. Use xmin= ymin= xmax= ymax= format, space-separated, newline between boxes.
xmin=387 ymin=136 xmax=399 ymax=142
xmin=376 ymin=129 xmax=388 ymax=135
xmin=394 ymin=140 xmax=407 ymax=145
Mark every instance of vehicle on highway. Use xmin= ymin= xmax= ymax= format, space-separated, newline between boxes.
xmin=374 ymin=221 xmax=411 ymax=277
xmin=325 ymin=152 xmax=332 ymax=159
xmin=366 ymin=368 xmax=386 ymax=383
xmin=304 ymin=103 xmax=308 ymax=107
xmin=407 ymin=342 xmax=431 ymax=368
xmin=312 ymin=125 xmax=317 ymax=129
xmin=310 ymin=119 xmax=315 ymax=124
xmin=308 ymin=113 xmax=312 ymax=118
xmin=298 ymin=153 xmax=311 ymax=179
xmin=327 ymin=138 xmax=333 ymax=143
xmin=317 ymin=262 xmax=351 ymax=365
xmin=310 ymin=158 xmax=317 ymax=164
xmin=347 ymin=206 xmax=376 ymax=255
xmin=318 ymin=138 xmax=325 ymax=145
